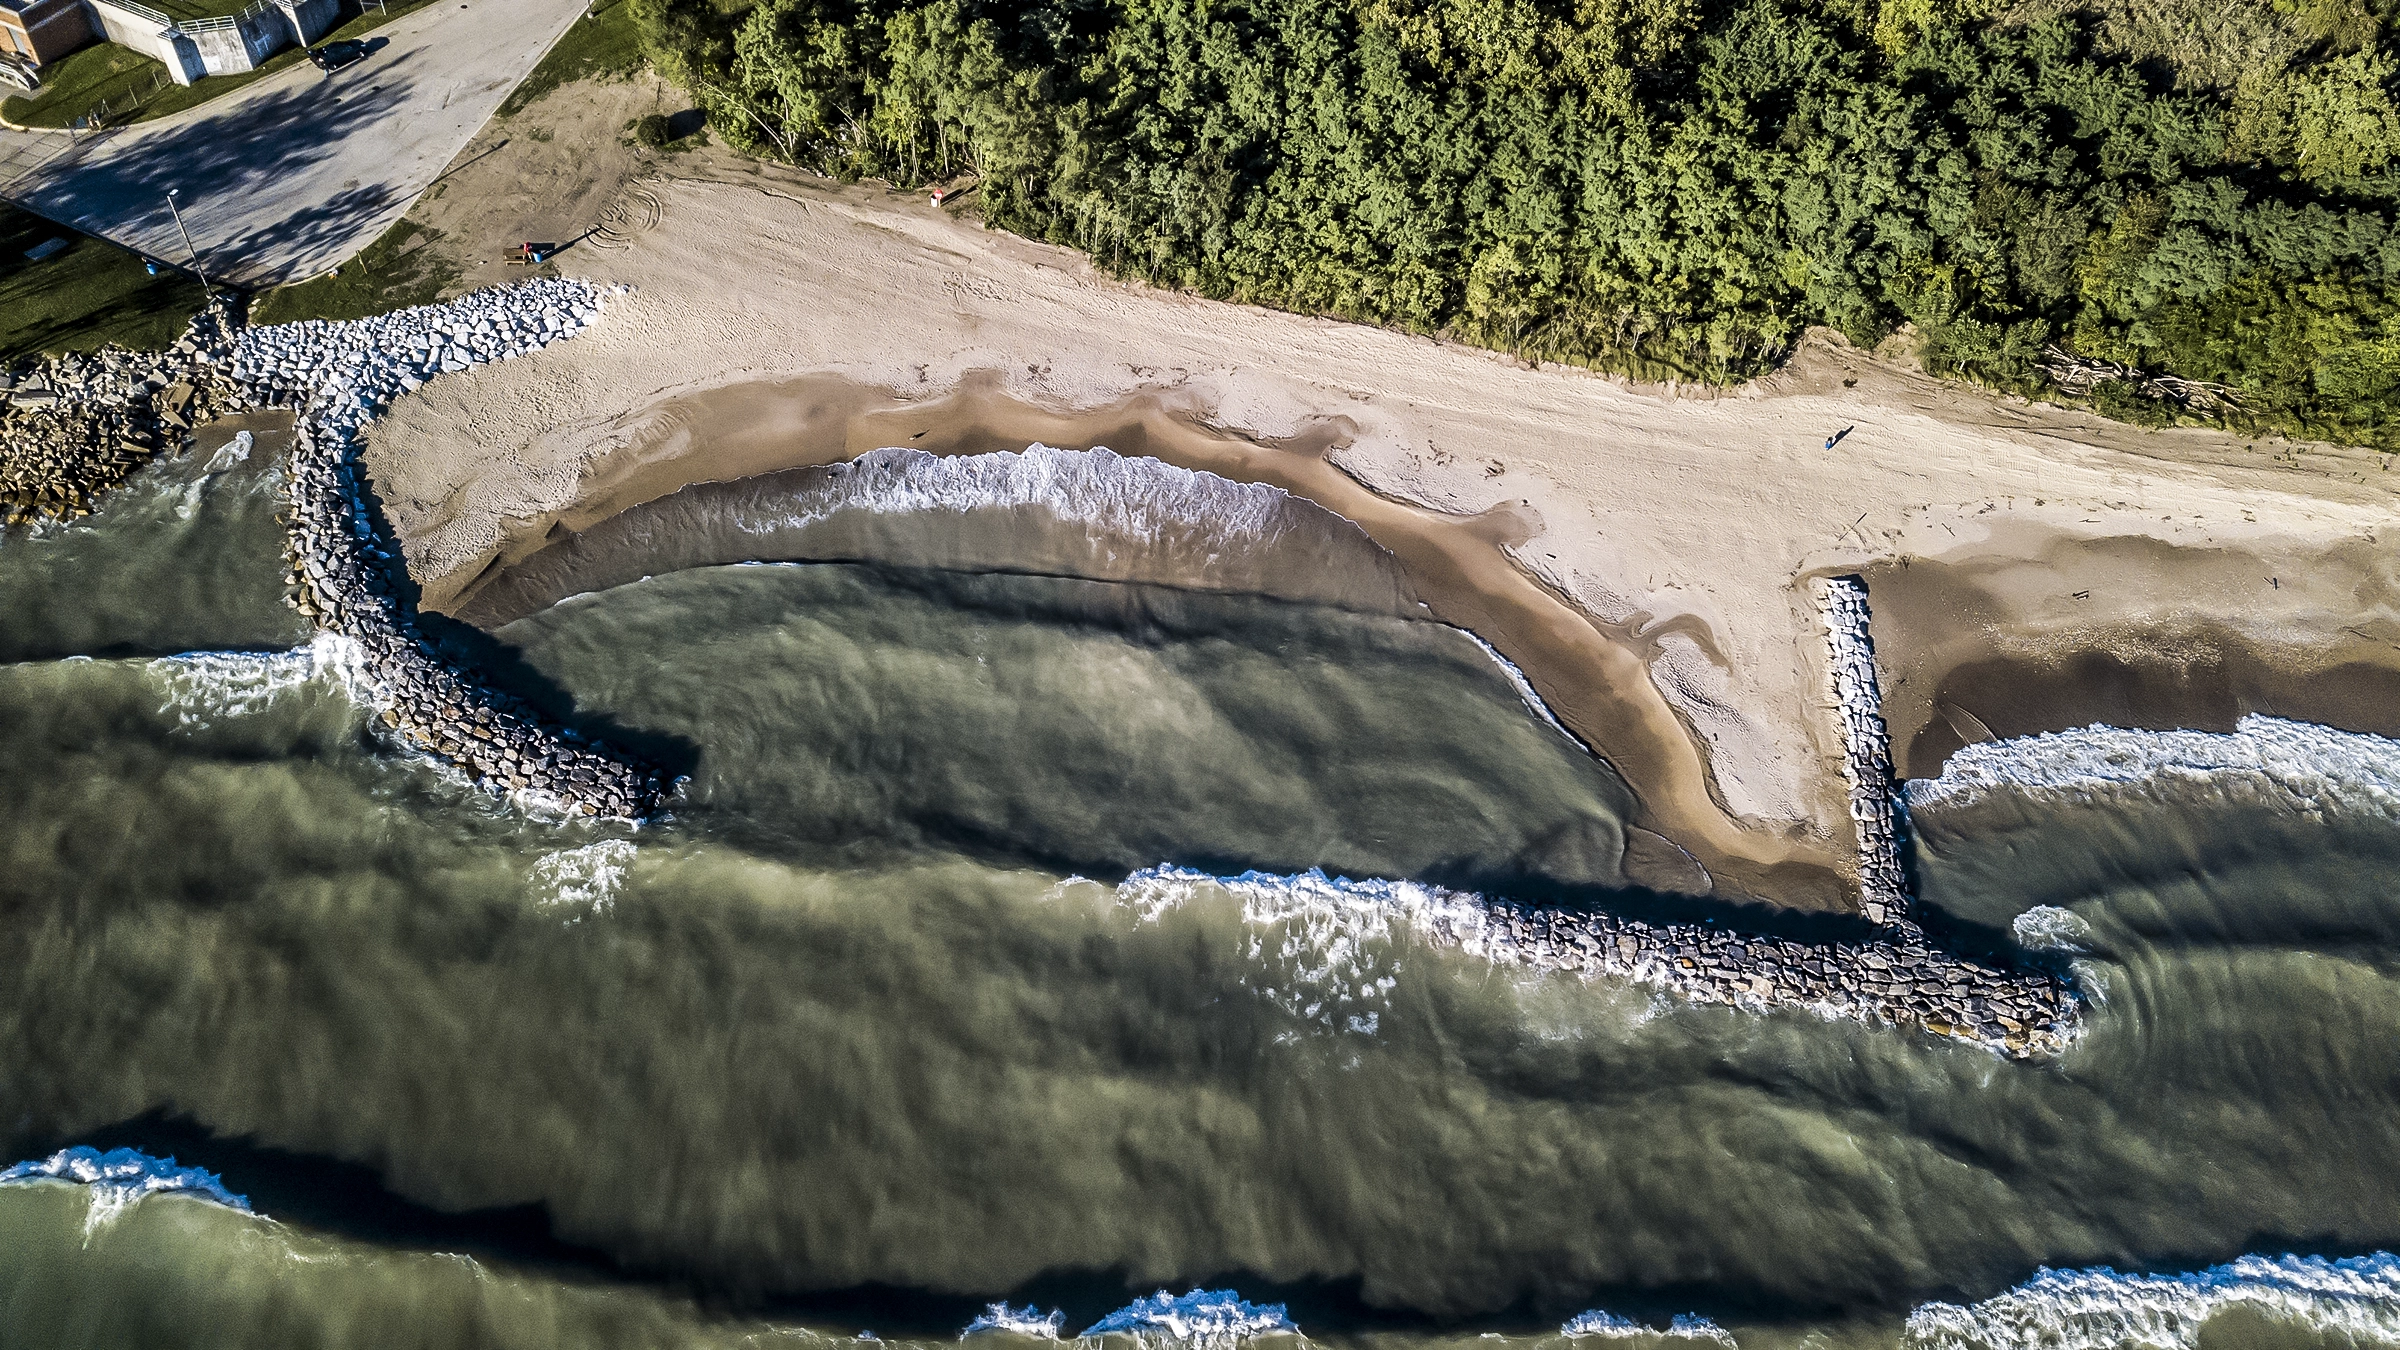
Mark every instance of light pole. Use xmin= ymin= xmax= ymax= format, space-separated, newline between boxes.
xmin=165 ymin=187 xmax=210 ymax=293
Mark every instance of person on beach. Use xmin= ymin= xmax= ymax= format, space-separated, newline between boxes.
xmin=1825 ymin=426 xmax=1855 ymax=450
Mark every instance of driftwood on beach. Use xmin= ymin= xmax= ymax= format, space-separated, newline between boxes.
xmin=2038 ymin=344 xmax=2239 ymax=413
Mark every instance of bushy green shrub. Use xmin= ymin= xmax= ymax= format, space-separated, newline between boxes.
xmin=635 ymin=0 xmax=2400 ymax=447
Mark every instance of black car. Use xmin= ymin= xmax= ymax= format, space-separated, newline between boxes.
xmin=308 ymin=40 xmax=368 ymax=74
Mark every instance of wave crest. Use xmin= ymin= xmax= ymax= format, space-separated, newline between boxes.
xmin=1906 ymin=1252 xmax=2400 ymax=1350
xmin=1908 ymin=716 xmax=2400 ymax=820
xmin=0 ymin=1146 xmax=250 ymax=1233
xmin=1115 ymin=866 xmax=1493 ymax=1036
xmin=1561 ymin=1312 xmax=1735 ymax=1344
xmin=965 ymin=1304 xmax=1068 ymax=1338
xmin=459 ymin=443 xmax=1419 ymax=627
xmin=787 ymin=445 xmax=1294 ymax=548
xmin=1081 ymin=1291 xmax=1296 ymax=1348
xmin=142 ymin=633 xmax=377 ymax=728
xmin=532 ymin=840 xmax=639 ymax=917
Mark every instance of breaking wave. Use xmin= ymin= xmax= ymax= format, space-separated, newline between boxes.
xmin=965 ymin=1304 xmax=1068 ymax=1338
xmin=0 ymin=1146 xmax=250 ymax=1233
xmin=1905 ymin=1252 xmax=2400 ymax=1350
xmin=768 ymin=445 xmax=1295 ymax=550
xmin=1081 ymin=1291 xmax=1296 ymax=1347
xmin=531 ymin=839 xmax=640 ymax=916
xmin=141 ymin=633 xmax=373 ymax=727
xmin=2009 ymin=905 xmax=2092 ymax=953
xmin=1908 ymin=716 xmax=2400 ymax=819
xmin=1113 ymin=866 xmax=1495 ymax=1036
xmin=456 ymin=444 xmax=1419 ymax=627
xmin=1561 ymin=1312 xmax=1736 ymax=1344
xmin=1463 ymin=632 xmax=1574 ymax=741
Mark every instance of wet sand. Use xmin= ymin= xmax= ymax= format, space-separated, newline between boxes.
xmin=1860 ymin=528 xmax=2400 ymax=779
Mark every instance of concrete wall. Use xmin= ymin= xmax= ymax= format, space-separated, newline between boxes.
xmin=275 ymin=0 xmax=337 ymax=45
xmin=184 ymin=15 xmax=273 ymax=77
xmin=176 ymin=0 xmax=342 ymax=80
xmin=51 ymin=0 xmax=350 ymax=88
xmin=83 ymin=0 xmax=200 ymax=83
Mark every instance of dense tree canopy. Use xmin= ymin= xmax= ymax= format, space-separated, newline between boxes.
xmin=634 ymin=0 xmax=2400 ymax=447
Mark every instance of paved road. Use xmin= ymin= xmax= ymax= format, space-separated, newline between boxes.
xmin=0 ymin=123 xmax=76 ymax=188
xmin=3 ymin=0 xmax=589 ymax=288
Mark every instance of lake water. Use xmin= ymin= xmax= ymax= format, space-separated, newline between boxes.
xmin=4 ymin=436 xmax=2398 ymax=1350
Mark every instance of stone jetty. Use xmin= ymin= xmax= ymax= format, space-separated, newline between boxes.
xmin=1440 ymin=894 xmax=2075 ymax=1059
xmin=0 ymin=301 xmax=246 ymax=526
xmin=227 ymin=280 xmax=667 ymax=819
xmin=1818 ymin=575 xmax=1910 ymax=926
xmin=1396 ymin=573 xmax=2080 ymax=1060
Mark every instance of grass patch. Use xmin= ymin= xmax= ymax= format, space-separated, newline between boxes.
xmin=2 ymin=0 xmax=446 ymax=130
xmin=0 ymin=204 xmax=207 ymax=364
xmin=248 ymin=217 xmax=454 ymax=325
xmin=1 ymin=42 xmax=167 ymax=129
xmin=497 ymin=0 xmax=644 ymax=118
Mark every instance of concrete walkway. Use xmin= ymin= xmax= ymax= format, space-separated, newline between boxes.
xmin=2 ymin=0 xmax=590 ymax=288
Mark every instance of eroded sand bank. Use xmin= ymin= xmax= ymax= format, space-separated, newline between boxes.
xmin=359 ymin=157 xmax=2400 ymax=912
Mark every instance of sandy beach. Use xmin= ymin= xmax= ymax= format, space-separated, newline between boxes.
xmin=359 ymin=151 xmax=2400 ymax=911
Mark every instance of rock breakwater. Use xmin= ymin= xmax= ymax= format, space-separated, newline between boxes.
xmin=0 ymin=301 xmax=246 ymax=525
xmin=1818 ymin=575 xmax=1910 ymax=926
xmin=1291 ymin=573 xmax=2080 ymax=1059
xmin=1156 ymin=868 xmax=2077 ymax=1058
xmin=227 ymin=280 xmax=667 ymax=819
xmin=1465 ymin=894 xmax=2074 ymax=1057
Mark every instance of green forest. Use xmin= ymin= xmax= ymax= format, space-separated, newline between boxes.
xmin=633 ymin=0 xmax=2400 ymax=448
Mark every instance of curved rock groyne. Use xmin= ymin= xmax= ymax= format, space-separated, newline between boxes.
xmin=1817 ymin=575 xmax=1911 ymax=927
xmin=229 ymin=281 xmax=667 ymax=819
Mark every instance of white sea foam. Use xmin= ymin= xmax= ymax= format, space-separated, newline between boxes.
xmin=963 ymin=1303 xmax=1067 ymax=1338
xmin=2010 ymin=906 xmax=2092 ymax=953
xmin=1906 ymin=1252 xmax=2400 ymax=1350
xmin=0 ymin=1146 xmax=250 ymax=1235
xmin=733 ymin=445 xmax=1301 ymax=554
xmin=1560 ymin=1312 xmax=1736 ymax=1344
xmin=1462 ymin=631 xmax=1574 ymax=740
xmin=1117 ymin=866 xmax=1493 ymax=1033
xmin=203 ymin=430 xmax=255 ymax=474
xmin=1909 ymin=716 xmax=2400 ymax=820
xmin=1082 ymin=1290 xmax=1296 ymax=1348
xmin=531 ymin=839 xmax=639 ymax=916
xmin=144 ymin=633 xmax=375 ymax=728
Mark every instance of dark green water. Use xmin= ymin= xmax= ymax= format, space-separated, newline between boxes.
xmin=5 ymin=443 xmax=2400 ymax=1350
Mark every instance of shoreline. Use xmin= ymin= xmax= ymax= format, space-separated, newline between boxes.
xmin=1858 ymin=529 xmax=2400 ymax=780
xmin=449 ymin=444 xmax=1427 ymax=628
xmin=439 ymin=375 xmax=1852 ymax=909
xmin=236 ymin=284 xmax=666 ymax=819
xmin=358 ymin=163 xmax=2400 ymax=913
